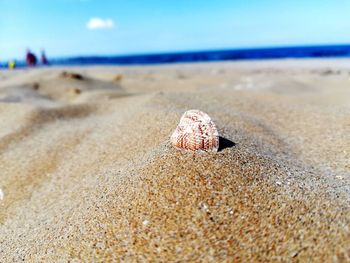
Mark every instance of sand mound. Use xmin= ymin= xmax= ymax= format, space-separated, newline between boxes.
xmin=0 ymin=70 xmax=126 ymax=106
xmin=0 ymin=62 xmax=349 ymax=261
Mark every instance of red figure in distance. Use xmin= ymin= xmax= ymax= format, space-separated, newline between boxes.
xmin=26 ymin=49 xmax=37 ymax=66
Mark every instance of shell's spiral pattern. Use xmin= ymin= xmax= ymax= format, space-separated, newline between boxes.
xmin=171 ymin=109 xmax=219 ymax=152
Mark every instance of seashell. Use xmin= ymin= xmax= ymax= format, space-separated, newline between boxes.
xmin=171 ymin=109 xmax=219 ymax=152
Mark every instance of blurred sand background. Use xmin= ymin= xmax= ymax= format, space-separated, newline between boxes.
xmin=0 ymin=60 xmax=349 ymax=261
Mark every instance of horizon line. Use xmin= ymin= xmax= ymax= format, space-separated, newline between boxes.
xmin=2 ymin=43 xmax=350 ymax=65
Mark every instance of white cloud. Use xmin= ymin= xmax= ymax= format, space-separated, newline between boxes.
xmin=87 ymin=18 xmax=114 ymax=30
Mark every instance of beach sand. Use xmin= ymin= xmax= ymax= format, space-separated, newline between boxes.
xmin=0 ymin=60 xmax=349 ymax=261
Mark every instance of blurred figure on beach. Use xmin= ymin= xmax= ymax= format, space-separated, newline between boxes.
xmin=41 ymin=50 xmax=49 ymax=65
xmin=26 ymin=49 xmax=37 ymax=66
xmin=8 ymin=60 xmax=16 ymax=69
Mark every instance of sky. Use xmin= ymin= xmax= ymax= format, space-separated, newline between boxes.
xmin=1 ymin=0 xmax=350 ymax=60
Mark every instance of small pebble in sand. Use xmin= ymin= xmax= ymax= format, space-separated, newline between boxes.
xmin=32 ymin=82 xmax=40 ymax=90
xmin=199 ymin=202 xmax=209 ymax=212
xmin=73 ymin=88 xmax=81 ymax=94
xmin=142 ymin=220 xmax=149 ymax=226
xmin=113 ymin=74 xmax=123 ymax=82
xmin=0 ymin=188 xmax=4 ymax=200
xmin=60 ymin=71 xmax=84 ymax=80
xmin=170 ymin=110 xmax=219 ymax=152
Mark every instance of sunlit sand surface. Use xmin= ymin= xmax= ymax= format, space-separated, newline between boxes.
xmin=0 ymin=60 xmax=349 ymax=261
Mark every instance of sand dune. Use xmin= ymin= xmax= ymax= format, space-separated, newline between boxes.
xmin=0 ymin=61 xmax=349 ymax=261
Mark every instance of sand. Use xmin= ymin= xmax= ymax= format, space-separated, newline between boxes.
xmin=0 ymin=60 xmax=349 ymax=262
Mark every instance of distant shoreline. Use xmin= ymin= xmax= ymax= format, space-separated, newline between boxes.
xmin=2 ymin=44 xmax=350 ymax=68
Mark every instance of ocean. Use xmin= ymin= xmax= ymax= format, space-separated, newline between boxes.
xmin=3 ymin=44 xmax=350 ymax=68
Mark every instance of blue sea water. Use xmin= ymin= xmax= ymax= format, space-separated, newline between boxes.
xmin=2 ymin=45 xmax=350 ymax=68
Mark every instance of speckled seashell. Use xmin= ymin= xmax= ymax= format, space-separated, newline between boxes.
xmin=171 ymin=110 xmax=219 ymax=152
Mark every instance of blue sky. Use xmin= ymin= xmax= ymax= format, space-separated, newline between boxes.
xmin=1 ymin=0 xmax=350 ymax=60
